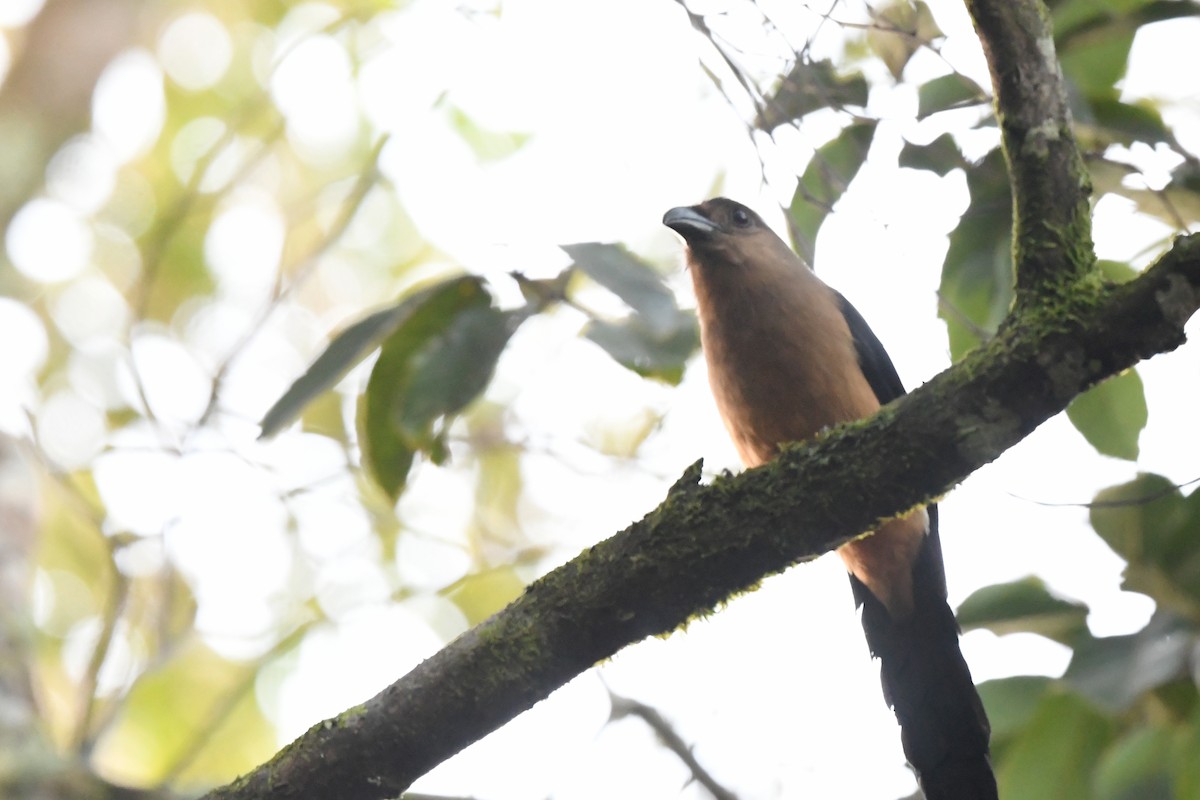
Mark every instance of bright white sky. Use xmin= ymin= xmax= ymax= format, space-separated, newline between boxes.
xmin=3 ymin=0 xmax=1200 ymax=798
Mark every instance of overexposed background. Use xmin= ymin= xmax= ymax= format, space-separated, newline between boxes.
xmin=3 ymin=0 xmax=1199 ymax=797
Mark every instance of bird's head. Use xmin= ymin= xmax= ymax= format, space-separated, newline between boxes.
xmin=663 ymin=197 xmax=804 ymax=279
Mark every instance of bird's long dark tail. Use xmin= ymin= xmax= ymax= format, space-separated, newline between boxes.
xmin=849 ymin=508 xmax=997 ymax=800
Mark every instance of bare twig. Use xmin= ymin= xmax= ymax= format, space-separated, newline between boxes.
xmin=608 ymin=690 xmax=740 ymax=800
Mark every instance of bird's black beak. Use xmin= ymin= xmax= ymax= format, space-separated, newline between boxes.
xmin=663 ymin=206 xmax=718 ymax=241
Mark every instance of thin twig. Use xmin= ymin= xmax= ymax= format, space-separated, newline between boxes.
xmin=1008 ymin=475 xmax=1200 ymax=509
xmin=608 ymin=690 xmax=740 ymax=800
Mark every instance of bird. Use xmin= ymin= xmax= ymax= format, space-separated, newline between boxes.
xmin=663 ymin=197 xmax=997 ymax=800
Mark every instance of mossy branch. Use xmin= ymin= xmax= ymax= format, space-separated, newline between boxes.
xmin=966 ymin=0 xmax=1096 ymax=303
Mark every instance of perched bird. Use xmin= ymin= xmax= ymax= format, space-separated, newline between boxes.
xmin=664 ymin=197 xmax=997 ymax=800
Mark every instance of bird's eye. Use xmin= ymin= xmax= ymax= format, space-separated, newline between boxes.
xmin=732 ymin=208 xmax=750 ymax=227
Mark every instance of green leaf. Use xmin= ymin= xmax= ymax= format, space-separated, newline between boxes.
xmin=1064 ymin=612 xmax=1195 ymax=713
xmin=1066 ymin=368 xmax=1147 ymax=461
xmin=1095 ymin=727 xmax=1174 ymax=800
xmin=917 ymin=72 xmax=987 ymax=119
xmin=1090 ymin=475 xmax=1200 ymax=610
xmin=756 ymin=59 xmax=869 ymax=130
xmin=788 ymin=121 xmax=878 ymax=265
xmin=938 ymin=148 xmax=1013 ymax=359
xmin=997 ymin=692 xmax=1116 ymax=800
xmin=564 ymin=242 xmax=701 ymax=383
xmin=977 ymin=675 xmax=1054 ymax=742
xmin=396 ymin=305 xmax=518 ymax=440
xmin=1090 ymin=474 xmax=1186 ymax=562
xmin=1059 ymin=26 xmax=1135 ymax=99
xmin=1086 ymin=97 xmax=1170 ymax=147
xmin=898 ymin=133 xmax=967 ymax=176
xmin=260 ymin=303 xmax=421 ymax=438
xmin=361 ymin=277 xmax=527 ymax=500
xmin=563 ymin=242 xmax=681 ymax=334
xmin=584 ymin=313 xmax=699 ymax=385
xmin=957 ymin=576 xmax=1090 ymax=645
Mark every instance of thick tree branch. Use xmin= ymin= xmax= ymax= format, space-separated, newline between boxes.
xmin=966 ymin=0 xmax=1095 ymax=301
xmin=201 ymin=1 xmax=1198 ymax=798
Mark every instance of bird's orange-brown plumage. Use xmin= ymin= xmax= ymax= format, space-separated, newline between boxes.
xmin=665 ymin=197 xmax=996 ymax=800
xmin=680 ymin=199 xmax=926 ymax=617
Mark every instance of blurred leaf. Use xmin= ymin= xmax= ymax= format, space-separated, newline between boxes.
xmin=1064 ymin=612 xmax=1195 ymax=713
xmin=1066 ymin=369 xmax=1147 ymax=461
xmin=584 ymin=406 xmax=662 ymax=458
xmin=1048 ymin=0 xmax=1120 ymax=39
xmin=1094 ymin=727 xmax=1173 ymax=800
xmin=788 ymin=121 xmax=878 ymax=265
xmin=917 ymin=72 xmax=987 ymax=119
xmin=1172 ymin=714 xmax=1200 ymax=798
xmin=299 ymin=390 xmax=347 ymax=441
xmin=564 ymin=242 xmax=700 ymax=383
xmin=899 ymin=133 xmax=967 ymax=176
xmin=564 ymin=243 xmax=681 ymax=335
xmin=756 ymin=59 xmax=868 ymax=129
xmin=957 ymin=576 xmax=1090 ymax=645
xmin=472 ymin=428 xmax=524 ymax=538
xmin=396 ymin=306 xmax=520 ymax=439
xmin=260 ymin=298 xmax=440 ymax=438
xmin=446 ymin=105 xmax=530 ymax=162
xmin=1090 ymin=473 xmax=1185 ymax=560
xmin=867 ymin=0 xmax=943 ymax=79
xmin=977 ymin=675 xmax=1054 ymax=742
xmin=1151 ymin=678 xmax=1200 ymax=720
xmin=1053 ymin=0 xmax=1200 ymax=92
xmin=513 ymin=267 xmax=572 ymax=308
xmin=997 ymin=692 xmax=1115 ymax=800
xmin=1085 ymin=97 xmax=1170 ymax=147
xmin=1090 ymin=157 xmax=1200 ymax=229
xmin=938 ymin=148 xmax=1013 ymax=359
xmin=361 ymin=277 xmax=529 ymax=500
xmin=585 ymin=313 xmax=699 ymax=385
xmin=90 ymin=641 xmax=274 ymax=785
xmin=1090 ymin=475 xmax=1200 ymax=612
xmin=446 ymin=566 xmax=526 ymax=626
xmin=1058 ymin=25 xmax=1135 ymax=99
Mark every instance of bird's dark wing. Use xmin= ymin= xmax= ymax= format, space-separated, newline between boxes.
xmin=836 ymin=291 xmax=906 ymax=404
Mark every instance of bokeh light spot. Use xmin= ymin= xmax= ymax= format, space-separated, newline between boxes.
xmin=6 ymin=197 xmax=93 ymax=282
xmin=157 ymin=11 xmax=233 ymax=91
xmin=92 ymin=49 xmax=166 ymax=163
